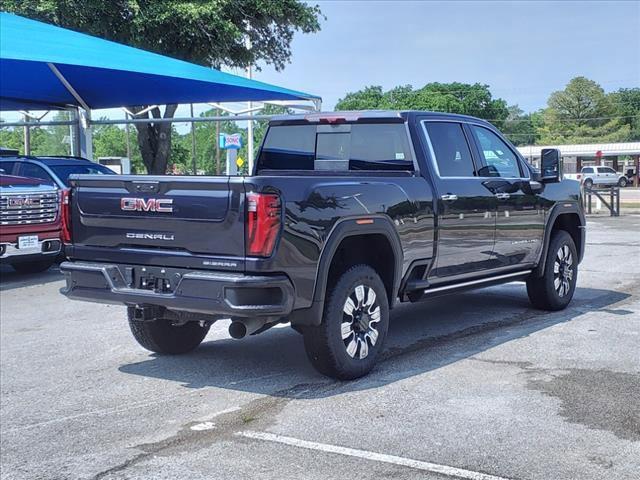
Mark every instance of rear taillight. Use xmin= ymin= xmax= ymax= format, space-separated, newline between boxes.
xmin=60 ymin=189 xmax=72 ymax=243
xmin=246 ymin=192 xmax=281 ymax=257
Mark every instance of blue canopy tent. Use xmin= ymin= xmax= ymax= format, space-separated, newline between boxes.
xmin=0 ymin=12 xmax=320 ymax=111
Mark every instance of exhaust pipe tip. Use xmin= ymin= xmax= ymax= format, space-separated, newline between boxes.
xmin=228 ymin=321 xmax=248 ymax=339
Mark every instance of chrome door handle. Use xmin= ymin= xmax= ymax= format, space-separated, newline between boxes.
xmin=441 ymin=194 xmax=458 ymax=201
xmin=495 ymin=193 xmax=511 ymax=200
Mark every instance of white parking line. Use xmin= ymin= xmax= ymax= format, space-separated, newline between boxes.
xmin=237 ymin=430 xmax=512 ymax=480
xmin=190 ymin=406 xmax=241 ymax=431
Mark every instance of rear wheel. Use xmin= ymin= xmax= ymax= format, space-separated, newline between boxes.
xmin=127 ymin=308 xmax=210 ymax=354
xmin=527 ymin=230 xmax=578 ymax=311
xmin=12 ymin=258 xmax=56 ymax=274
xmin=583 ymin=178 xmax=593 ymax=189
xmin=303 ymin=264 xmax=389 ymax=380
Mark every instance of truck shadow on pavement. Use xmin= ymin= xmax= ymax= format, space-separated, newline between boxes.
xmin=119 ymin=284 xmax=632 ymax=399
xmin=0 ymin=264 xmax=63 ymax=291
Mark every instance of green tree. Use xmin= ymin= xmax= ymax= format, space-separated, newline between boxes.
xmin=92 ymin=121 xmax=145 ymax=172
xmin=4 ymin=0 xmax=323 ymax=174
xmin=31 ymin=112 xmax=72 ymax=156
xmin=547 ymin=76 xmax=613 ymax=125
xmin=335 ymin=82 xmax=509 ymax=127
xmin=334 ymin=86 xmax=386 ymax=110
xmin=501 ymin=105 xmax=539 ymax=146
xmin=0 ymin=125 xmax=24 ymax=153
xmin=609 ymin=87 xmax=640 ymax=141
xmin=539 ymin=77 xmax=631 ymax=143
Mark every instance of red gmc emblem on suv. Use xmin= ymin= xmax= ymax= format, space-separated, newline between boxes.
xmin=120 ymin=198 xmax=174 ymax=213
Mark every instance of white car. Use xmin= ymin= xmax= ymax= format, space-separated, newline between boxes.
xmin=577 ymin=166 xmax=629 ymax=188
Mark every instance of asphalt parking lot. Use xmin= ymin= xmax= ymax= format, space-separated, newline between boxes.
xmin=1 ymin=215 xmax=639 ymax=480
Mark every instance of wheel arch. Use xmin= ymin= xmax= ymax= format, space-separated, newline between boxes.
xmin=534 ymin=205 xmax=585 ymax=278
xmin=289 ymin=215 xmax=403 ymax=326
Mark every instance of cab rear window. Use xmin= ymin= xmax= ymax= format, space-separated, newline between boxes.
xmin=257 ymin=123 xmax=414 ymax=172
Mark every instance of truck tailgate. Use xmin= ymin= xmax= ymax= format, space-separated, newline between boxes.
xmin=70 ymin=175 xmax=245 ymax=258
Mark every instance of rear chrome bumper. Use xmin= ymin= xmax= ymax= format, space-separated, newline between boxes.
xmin=59 ymin=261 xmax=294 ymax=318
xmin=0 ymin=239 xmax=62 ymax=261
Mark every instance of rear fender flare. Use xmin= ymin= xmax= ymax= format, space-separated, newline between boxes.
xmin=290 ymin=215 xmax=403 ymax=326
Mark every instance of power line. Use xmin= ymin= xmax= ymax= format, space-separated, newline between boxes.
xmin=499 ymin=114 xmax=640 ymax=123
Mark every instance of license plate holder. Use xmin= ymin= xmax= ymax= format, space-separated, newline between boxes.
xmin=134 ymin=267 xmax=173 ymax=293
xmin=18 ymin=235 xmax=39 ymax=250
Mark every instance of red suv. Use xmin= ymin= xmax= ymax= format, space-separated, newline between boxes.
xmin=0 ymin=174 xmax=66 ymax=273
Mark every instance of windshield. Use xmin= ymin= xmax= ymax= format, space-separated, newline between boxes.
xmin=50 ymin=164 xmax=115 ymax=186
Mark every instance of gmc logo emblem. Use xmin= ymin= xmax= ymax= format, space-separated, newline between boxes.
xmin=8 ymin=197 xmax=40 ymax=208
xmin=120 ymin=198 xmax=174 ymax=213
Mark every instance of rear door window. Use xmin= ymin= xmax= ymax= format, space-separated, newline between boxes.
xmin=257 ymin=123 xmax=414 ymax=171
xmin=582 ymin=167 xmax=594 ymax=174
xmin=347 ymin=124 xmax=413 ymax=170
xmin=423 ymin=122 xmax=476 ymax=177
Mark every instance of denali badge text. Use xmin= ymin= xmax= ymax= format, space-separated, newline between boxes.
xmin=120 ymin=197 xmax=174 ymax=213
xmin=126 ymin=232 xmax=175 ymax=241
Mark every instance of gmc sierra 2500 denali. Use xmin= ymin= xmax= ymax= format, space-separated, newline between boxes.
xmin=60 ymin=111 xmax=585 ymax=379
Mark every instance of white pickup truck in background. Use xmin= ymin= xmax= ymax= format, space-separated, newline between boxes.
xmin=565 ymin=166 xmax=629 ymax=188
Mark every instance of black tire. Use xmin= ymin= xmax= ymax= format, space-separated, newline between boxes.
xmin=11 ymin=258 xmax=56 ymax=274
xmin=303 ymin=264 xmax=389 ymax=380
xmin=127 ymin=308 xmax=210 ymax=354
xmin=618 ymin=177 xmax=627 ymax=187
xmin=527 ymin=230 xmax=578 ymax=311
xmin=583 ymin=178 xmax=593 ymax=189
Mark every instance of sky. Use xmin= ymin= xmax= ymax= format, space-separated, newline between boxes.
xmin=255 ymin=0 xmax=640 ymax=112
xmin=1 ymin=0 xmax=639 ymax=127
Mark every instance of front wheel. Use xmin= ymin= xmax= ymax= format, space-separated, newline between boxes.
xmin=303 ymin=264 xmax=389 ymax=380
xmin=618 ymin=177 xmax=628 ymax=187
xmin=527 ymin=230 xmax=578 ymax=311
xmin=127 ymin=308 xmax=210 ymax=354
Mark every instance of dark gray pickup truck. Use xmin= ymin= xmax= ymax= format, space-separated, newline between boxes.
xmin=60 ymin=111 xmax=585 ymax=379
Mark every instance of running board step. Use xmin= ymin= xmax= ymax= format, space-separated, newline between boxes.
xmin=404 ymin=270 xmax=533 ymax=302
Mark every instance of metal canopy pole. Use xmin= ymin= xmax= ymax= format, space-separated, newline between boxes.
xmin=190 ymin=104 xmax=197 ymax=175
xmin=215 ymin=108 xmax=221 ymax=175
xmin=246 ymin=36 xmax=254 ymax=173
xmin=76 ymin=108 xmax=93 ymax=159
xmin=23 ymin=113 xmax=31 ymax=155
xmin=47 ymin=63 xmax=94 ymax=160
xmin=47 ymin=63 xmax=91 ymax=111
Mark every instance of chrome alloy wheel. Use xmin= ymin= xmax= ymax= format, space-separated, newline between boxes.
xmin=341 ymin=285 xmax=381 ymax=360
xmin=554 ymin=244 xmax=574 ymax=297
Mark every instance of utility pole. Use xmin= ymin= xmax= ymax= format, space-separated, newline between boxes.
xmin=246 ymin=35 xmax=254 ymax=174
xmin=190 ymin=104 xmax=197 ymax=175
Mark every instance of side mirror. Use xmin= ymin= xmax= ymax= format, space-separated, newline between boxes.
xmin=541 ymin=148 xmax=561 ymax=183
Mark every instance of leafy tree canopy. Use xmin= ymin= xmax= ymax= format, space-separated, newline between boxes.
xmin=336 ymin=83 xmax=509 ymax=128
xmin=336 ymin=78 xmax=639 ymax=146
xmin=538 ymin=78 xmax=636 ymax=144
